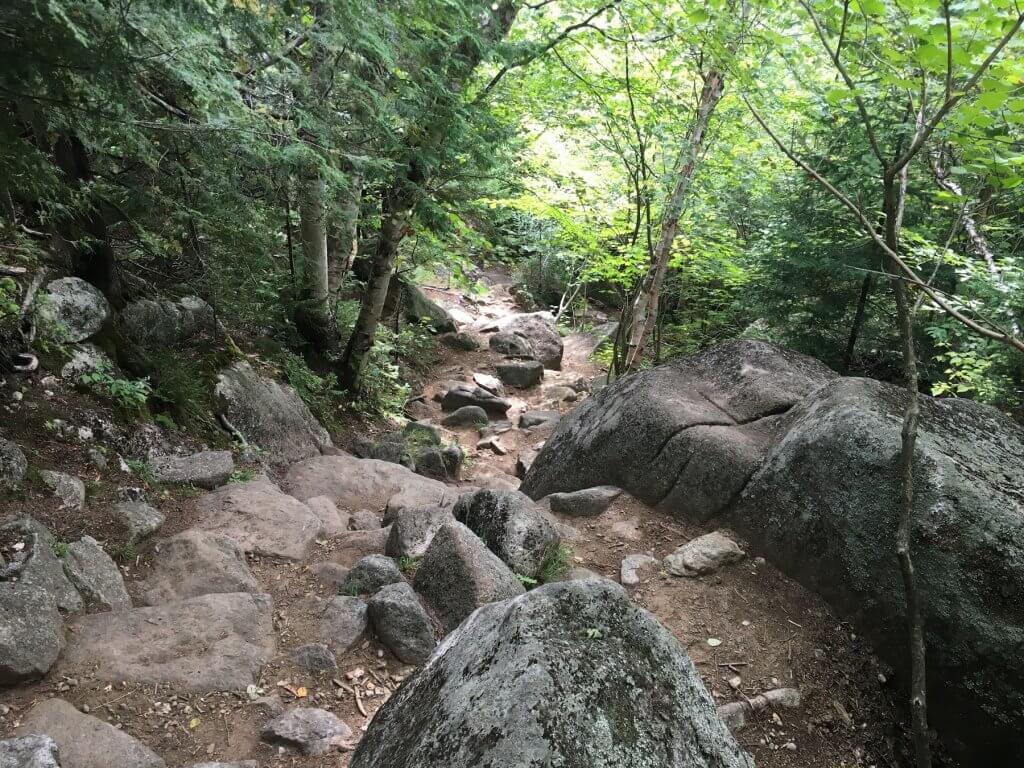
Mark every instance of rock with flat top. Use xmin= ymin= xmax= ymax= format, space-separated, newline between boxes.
xmin=149 ymin=450 xmax=234 ymax=489
xmin=196 ymin=479 xmax=321 ymax=561
xmin=15 ymin=698 xmax=165 ymax=768
xmin=441 ymin=384 xmax=511 ymax=416
xmin=59 ymin=592 xmax=275 ymax=691
xmin=140 ymin=529 xmax=258 ymax=605
xmin=496 ymin=359 xmax=543 ymax=389
xmin=261 ymin=707 xmax=352 ymax=755
xmin=519 ymin=410 xmax=559 ymax=429
xmin=61 ymin=535 xmax=131 ymax=611
xmin=473 ymin=372 xmax=504 ymax=396
xmin=547 ymin=486 xmax=621 ymax=518
xmin=664 ymin=532 xmax=744 ymax=577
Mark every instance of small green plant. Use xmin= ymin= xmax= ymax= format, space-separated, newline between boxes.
xmin=153 ymin=413 xmax=178 ymax=433
xmin=79 ymin=360 xmax=151 ymax=414
xmin=230 ymin=468 xmax=255 ymax=483
xmin=51 ymin=540 xmax=68 ymax=558
xmin=125 ymin=457 xmax=155 ymax=484
xmin=584 ymin=627 xmax=603 ymax=640
xmin=515 ymin=572 xmax=539 ymax=588
xmin=113 ymin=542 xmax=137 ymax=562
xmin=398 ymin=556 xmax=422 ymax=575
xmin=539 ymin=544 xmax=573 ymax=584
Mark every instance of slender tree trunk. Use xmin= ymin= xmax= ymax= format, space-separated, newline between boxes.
xmin=842 ymin=273 xmax=872 ymax=372
xmin=932 ymin=148 xmax=998 ymax=277
xmin=883 ymin=169 xmax=932 ymax=768
xmin=338 ymin=190 xmax=407 ymax=391
xmin=624 ymin=69 xmax=724 ymax=371
xmin=295 ymin=170 xmax=333 ymax=347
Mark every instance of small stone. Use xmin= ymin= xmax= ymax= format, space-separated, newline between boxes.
xmin=348 ymin=509 xmax=381 ymax=531
xmin=39 ymin=470 xmax=86 ymax=510
xmin=367 ymin=582 xmax=436 ymax=665
xmin=620 ymin=554 xmax=659 ymax=586
xmin=548 ymin=486 xmax=621 ymax=518
xmin=495 ymin=359 xmax=543 ymax=389
xmin=310 ymin=562 xmax=350 ymax=590
xmin=260 ymin=707 xmax=351 ymax=755
xmin=663 ymin=531 xmax=745 ymax=577
xmin=112 ymin=501 xmax=164 ymax=544
xmin=289 ymin=643 xmax=337 ymax=673
xmin=61 ymin=536 xmax=132 ymax=611
xmin=341 ymin=554 xmax=403 ymax=596
xmin=319 ymin=596 xmax=368 ymax=652
xmin=441 ymin=405 xmax=489 ymax=428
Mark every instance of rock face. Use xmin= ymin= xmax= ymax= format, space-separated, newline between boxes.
xmin=521 ymin=340 xmax=837 ymax=522
xmin=454 ymin=489 xmax=561 ymax=579
xmin=663 ymin=531 xmax=745 ymax=577
xmin=0 ymin=735 xmax=60 ymax=768
xmin=16 ymin=698 xmax=165 ymax=768
xmin=140 ymin=529 xmax=258 ymax=605
xmin=119 ymin=295 xmax=214 ymax=348
xmin=0 ymin=438 xmax=27 ymax=488
xmin=282 ymin=454 xmax=460 ymax=515
xmin=61 ymin=535 xmax=131 ymax=610
xmin=60 ymin=592 xmax=275 ymax=691
xmin=148 ymin=450 xmax=234 ymax=489
xmin=497 ymin=312 xmax=563 ymax=369
xmin=351 ymin=579 xmax=750 ymax=768
xmin=214 ymin=362 xmax=331 ymax=463
xmin=730 ymin=376 xmax=1024 ymax=763
xmin=496 ymin=359 xmax=543 ymax=388
xmin=0 ymin=583 xmax=64 ymax=683
xmin=196 ymin=479 xmax=322 ymax=561
xmin=414 ymin=522 xmax=524 ymax=632
xmin=261 ymin=707 xmax=351 ymax=755
xmin=41 ymin=277 xmax=110 ymax=342
xmin=367 ymin=582 xmax=436 ymax=665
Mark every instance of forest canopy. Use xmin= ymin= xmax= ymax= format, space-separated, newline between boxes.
xmin=2 ymin=0 xmax=1023 ymax=411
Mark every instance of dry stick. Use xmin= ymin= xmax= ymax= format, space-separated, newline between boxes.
xmin=743 ymin=99 xmax=1024 ymax=354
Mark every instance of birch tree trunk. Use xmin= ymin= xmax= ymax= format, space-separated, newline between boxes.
xmin=295 ymin=169 xmax=333 ymax=347
xmin=623 ymin=69 xmax=724 ymax=371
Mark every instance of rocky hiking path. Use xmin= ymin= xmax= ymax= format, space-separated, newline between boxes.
xmin=1 ymin=271 xmax=900 ymax=768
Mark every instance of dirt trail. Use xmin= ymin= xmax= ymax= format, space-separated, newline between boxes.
xmin=0 ymin=270 xmax=901 ymax=768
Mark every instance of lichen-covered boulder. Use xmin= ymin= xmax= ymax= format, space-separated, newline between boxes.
xmin=350 ymin=579 xmax=750 ymax=768
xmin=0 ymin=583 xmax=64 ymax=684
xmin=119 ymin=295 xmax=215 ymax=348
xmin=41 ymin=277 xmax=110 ymax=342
xmin=0 ymin=438 xmax=27 ymax=488
xmin=214 ymin=362 xmax=331 ymax=463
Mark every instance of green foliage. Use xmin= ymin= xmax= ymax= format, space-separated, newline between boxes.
xmin=78 ymin=361 xmax=151 ymax=415
xmin=539 ymin=544 xmax=573 ymax=584
xmin=149 ymin=352 xmax=213 ymax=428
xmin=51 ymin=541 xmax=68 ymax=558
xmin=230 ymin=469 xmax=256 ymax=483
xmin=125 ymin=458 xmax=154 ymax=485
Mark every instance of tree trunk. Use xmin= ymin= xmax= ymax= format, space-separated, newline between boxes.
xmin=52 ymin=135 xmax=123 ymax=307
xmin=624 ymin=69 xmax=724 ymax=371
xmin=295 ymin=169 xmax=333 ymax=348
xmin=842 ymin=273 xmax=872 ymax=372
xmin=338 ymin=190 xmax=407 ymax=391
xmin=883 ymin=168 xmax=932 ymax=768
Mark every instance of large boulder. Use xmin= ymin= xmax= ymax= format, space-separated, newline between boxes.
xmin=730 ymin=376 xmax=1024 ymax=763
xmin=521 ymin=339 xmax=836 ymax=521
xmin=61 ymin=535 xmax=132 ymax=611
xmin=41 ymin=277 xmax=110 ymax=342
xmin=454 ymin=489 xmax=561 ymax=580
xmin=367 ymin=582 xmax=436 ymax=665
xmin=497 ymin=312 xmax=563 ymax=369
xmin=496 ymin=359 xmax=543 ymax=388
xmin=386 ymin=506 xmax=452 ymax=559
xmin=440 ymin=384 xmax=511 ymax=416
xmin=195 ymin=479 xmax=322 ymax=561
xmin=488 ymin=330 xmax=535 ymax=358
xmin=398 ymin=279 xmax=457 ymax=333
xmin=214 ymin=362 xmax=331 ymax=463
xmin=119 ymin=295 xmax=215 ymax=349
xmin=350 ymin=579 xmax=750 ymax=768
xmin=282 ymin=454 xmax=460 ymax=514
xmin=413 ymin=522 xmax=524 ymax=632
xmin=148 ymin=450 xmax=234 ymax=489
